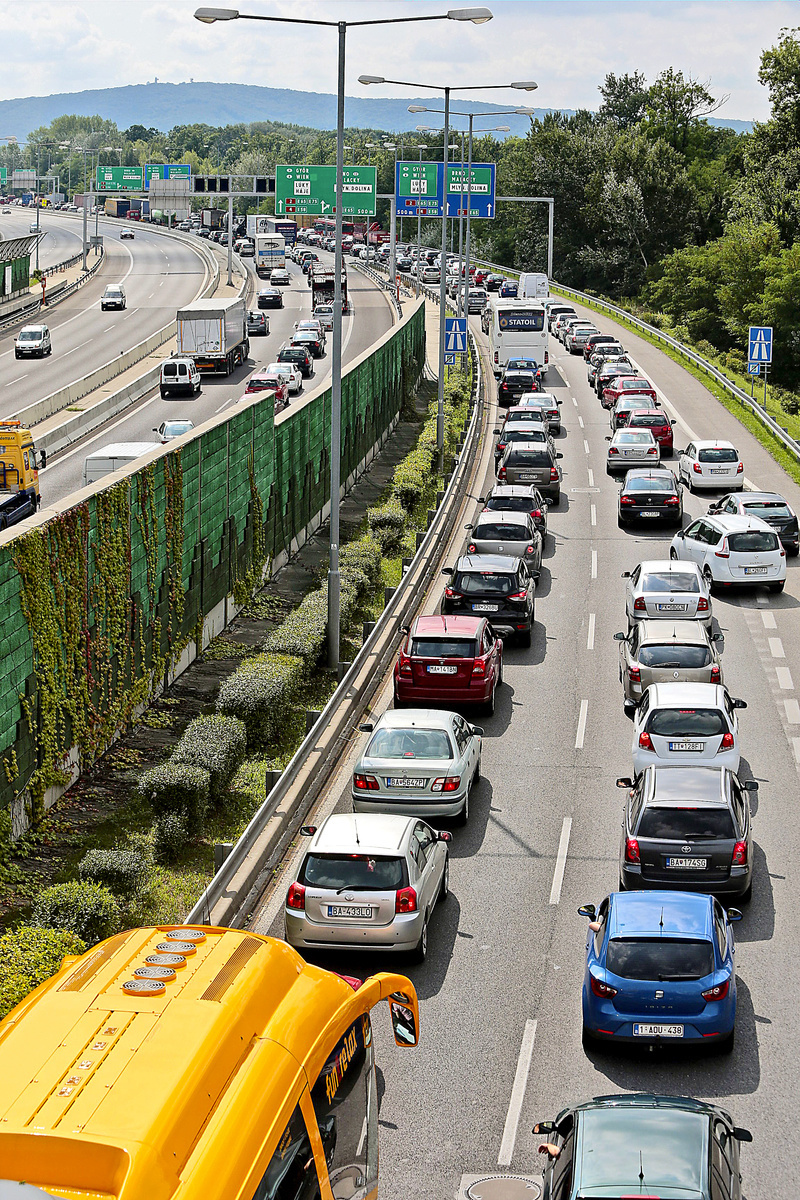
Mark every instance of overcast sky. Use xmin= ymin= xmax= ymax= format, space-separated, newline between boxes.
xmin=2 ymin=1 xmax=794 ymax=120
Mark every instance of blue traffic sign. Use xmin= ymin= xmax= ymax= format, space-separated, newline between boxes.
xmin=445 ymin=317 xmax=468 ymax=355
xmin=747 ymin=362 xmax=761 ymax=376
xmin=748 ymin=325 xmax=773 ymax=364
xmin=445 ymin=163 xmax=497 ymax=219
xmin=395 ymin=161 xmax=444 ymax=217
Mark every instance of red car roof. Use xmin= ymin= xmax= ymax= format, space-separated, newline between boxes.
xmin=413 ymin=615 xmax=482 ymax=635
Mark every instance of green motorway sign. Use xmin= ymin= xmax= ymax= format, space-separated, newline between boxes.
xmin=0 ymin=168 xmax=6 ymax=186
xmin=95 ymin=166 xmax=144 ymax=192
xmin=275 ymin=164 xmax=376 ymax=217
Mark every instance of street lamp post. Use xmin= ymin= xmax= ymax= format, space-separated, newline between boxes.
xmin=194 ymin=4 xmax=494 ymax=671
xmin=361 ymin=75 xmax=536 ymax=470
xmin=413 ymin=144 xmax=429 ymax=298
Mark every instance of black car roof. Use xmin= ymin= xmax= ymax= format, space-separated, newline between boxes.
xmin=455 ymin=553 xmax=522 ymax=571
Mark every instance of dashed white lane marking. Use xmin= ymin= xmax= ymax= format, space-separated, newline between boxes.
xmin=587 ymin=612 xmax=595 ymax=650
xmin=5 ymin=375 xmax=27 ymax=386
xmin=549 ymin=817 xmax=573 ymax=906
xmin=756 ymin=595 xmax=769 ymax=606
xmin=776 ymin=666 xmax=794 ymax=690
xmin=769 ymin=638 xmax=786 ymax=659
xmin=793 ymin=738 xmax=800 ymax=764
xmin=591 ymin=549 xmax=597 ymax=579
xmin=575 ymin=699 xmax=588 ymax=749
xmin=590 ymin=504 xmax=597 ymax=526
xmin=583 ymin=439 xmax=590 ymax=454
xmin=761 ymin=610 xmax=777 ymax=629
xmin=498 ymin=1019 xmax=538 ymax=1167
xmin=578 ymin=415 xmax=584 ymax=428
xmin=588 ymin=468 xmax=594 ymax=486
xmin=572 ymin=397 xmax=578 ymax=407
xmin=784 ymin=699 xmax=800 ymax=724
xmin=61 ymin=338 xmax=93 ymax=358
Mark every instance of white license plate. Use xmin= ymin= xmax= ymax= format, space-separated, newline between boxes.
xmin=472 ymin=604 xmax=499 ymax=612
xmin=634 ymin=1023 xmax=684 ymax=1037
xmin=744 ymin=566 xmax=768 ymax=575
xmin=427 ymin=664 xmax=457 ymax=674
xmin=385 ymin=777 xmax=426 ymax=788
xmin=669 ymin=741 xmax=704 ymax=751
xmin=657 ymin=603 xmax=687 ymax=611
xmin=666 ymin=857 xmax=708 ymax=870
xmin=518 ymin=472 xmax=537 ymax=481
xmin=328 ymin=905 xmax=373 ymax=918
xmin=710 ymin=468 xmax=731 ymax=474
xmin=640 ymin=510 xmax=660 ymax=517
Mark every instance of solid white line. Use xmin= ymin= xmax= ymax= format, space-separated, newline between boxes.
xmin=784 ymin=699 xmax=800 ymax=724
xmin=761 ymin=610 xmax=777 ymax=629
xmin=5 ymin=375 xmax=27 ymax=386
xmin=591 ymin=549 xmax=597 ymax=579
xmin=590 ymin=504 xmax=597 ymax=527
xmin=583 ymin=439 xmax=590 ymax=454
xmin=578 ymin=415 xmax=584 ymax=428
xmin=587 ymin=612 xmax=595 ymax=650
xmin=575 ymin=699 xmax=588 ymax=749
xmin=497 ymin=1019 xmax=538 ymax=1167
xmin=549 ymin=817 xmax=573 ymax=905
xmin=776 ymin=666 xmax=794 ymax=690
xmin=587 ymin=467 xmax=594 ymax=486
xmin=769 ymin=637 xmax=785 ymax=659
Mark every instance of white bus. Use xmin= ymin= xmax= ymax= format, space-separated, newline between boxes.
xmin=489 ymin=299 xmax=549 ymax=377
xmin=254 ymin=233 xmax=285 ymax=278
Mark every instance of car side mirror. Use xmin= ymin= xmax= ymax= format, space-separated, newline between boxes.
xmin=478 ymin=496 xmax=486 ymax=503
xmin=358 ymin=722 xmax=374 ymax=733
xmin=577 ymin=903 xmax=596 ymax=919
xmin=556 ymin=452 xmax=563 ymax=459
xmin=604 ymin=436 xmax=612 ymax=441
xmin=623 ymin=701 xmax=637 ymax=721
xmin=613 ymin=632 xmax=628 ymax=641
xmin=711 ymin=632 xmax=723 ymax=642
xmin=621 ymin=571 xmax=631 ymax=579
xmin=676 ymin=529 xmax=685 ymax=538
xmin=493 ymin=428 xmax=501 ymax=435
xmin=533 ymin=1121 xmax=556 ymax=1136
xmin=725 ymin=907 xmax=744 ymax=923
xmin=152 ymin=428 xmax=158 ymax=433
xmin=437 ymin=830 xmax=453 ymax=842
xmin=464 ymin=523 xmax=473 ymax=530
xmin=743 ymin=779 xmax=758 ymax=791
xmin=300 ymin=825 xmax=317 ymax=836
xmin=732 ymin=1126 xmax=753 ymax=1143
xmin=670 ymin=419 xmax=676 ymax=425
xmin=400 ymin=625 xmax=410 ymax=635
xmin=471 ymin=725 xmax=484 ymax=737
xmin=616 ymin=776 xmax=634 ymax=788
xmin=732 ymin=698 xmax=747 ymax=710
xmin=441 ymin=569 xmax=452 ymax=577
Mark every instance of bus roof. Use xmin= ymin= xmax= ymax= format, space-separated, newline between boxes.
xmin=0 ymin=926 xmax=404 ymax=1200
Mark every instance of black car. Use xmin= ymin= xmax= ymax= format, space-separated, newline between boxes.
xmin=257 ymin=288 xmax=283 ymax=309
xmin=497 ymin=369 xmax=538 ymax=409
xmin=441 ymin=553 xmax=535 ymax=646
xmin=595 ymin=359 xmax=635 ymax=397
xmin=583 ymin=332 xmax=620 ymax=361
xmin=485 ymin=273 xmax=505 ymax=291
xmin=617 ymin=765 xmax=756 ymax=900
xmin=247 ymin=311 xmax=269 ymax=336
xmin=618 ymin=468 xmax=683 ymax=528
xmin=480 ymin=483 xmax=548 ymax=540
xmin=708 ymin=490 xmax=799 ymax=556
xmin=277 ymin=345 xmax=314 ymax=379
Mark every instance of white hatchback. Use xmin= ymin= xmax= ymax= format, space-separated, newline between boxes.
xmin=266 ymin=361 xmax=302 ymax=394
xmin=678 ymin=440 xmax=743 ymax=491
xmin=670 ymin=513 xmax=786 ymax=592
xmin=626 ymin=681 xmax=745 ymax=775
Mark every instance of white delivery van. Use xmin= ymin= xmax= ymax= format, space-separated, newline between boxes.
xmin=518 ymin=272 xmax=549 ymax=299
xmin=160 ymin=356 xmax=201 ymax=398
xmin=82 ymin=443 xmax=160 ymax=488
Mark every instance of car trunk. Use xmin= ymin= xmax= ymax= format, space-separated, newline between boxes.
xmin=304 ymin=887 xmax=398 ymax=928
xmin=639 ymin=583 xmax=703 ymax=619
xmin=363 ymin=755 xmax=456 ymax=802
xmin=411 ymin=653 xmax=474 ymax=689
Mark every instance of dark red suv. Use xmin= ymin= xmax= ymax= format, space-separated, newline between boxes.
xmin=393 ymin=615 xmax=503 ymax=714
xmin=625 ymin=407 xmax=675 ymax=454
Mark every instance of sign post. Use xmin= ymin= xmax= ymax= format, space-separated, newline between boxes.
xmin=275 ymin=165 xmax=376 ymax=218
xmin=748 ymin=325 xmax=773 ymax=411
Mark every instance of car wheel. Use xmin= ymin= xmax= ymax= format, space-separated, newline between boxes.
xmin=497 ymin=659 xmax=504 ymax=687
xmin=483 ymin=685 xmax=496 ymax=717
xmin=410 ymin=914 xmax=429 ymax=964
xmin=518 ymin=628 xmax=532 ymax=649
xmin=581 ymin=1025 xmax=598 ymax=1052
xmin=703 ymin=567 xmax=715 ymax=592
xmin=439 ymin=854 xmax=450 ymax=901
xmin=669 ymin=547 xmax=678 ymax=560
xmin=618 ymin=514 xmax=627 ymax=528
xmin=14 ymin=352 xmax=20 ymax=359
xmin=393 ymin=691 xmax=405 ymax=709
xmin=455 ymin=787 xmax=470 ymax=827
xmin=769 ymin=582 xmax=785 ymax=593
xmin=474 ymin=755 xmax=481 ymax=783
xmin=618 ymin=874 xmax=627 ymax=892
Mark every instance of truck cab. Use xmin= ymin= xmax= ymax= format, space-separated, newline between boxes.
xmin=0 ymin=421 xmax=42 ymax=531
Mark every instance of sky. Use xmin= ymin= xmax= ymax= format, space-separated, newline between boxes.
xmin=3 ymin=0 xmax=796 ymax=120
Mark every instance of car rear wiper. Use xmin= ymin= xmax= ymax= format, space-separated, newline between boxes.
xmin=335 ymin=884 xmax=379 ymax=895
xmin=658 ymin=974 xmax=700 ymax=982
xmin=655 ymin=661 xmax=682 ymax=669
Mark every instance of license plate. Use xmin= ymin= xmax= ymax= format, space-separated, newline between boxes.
xmin=640 ymin=510 xmax=660 ymax=517
xmin=518 ymin=472 xmax=537 ymax=481
xmin=634 ymin=1023 xmax=684 ymax=1037
xmin=744 ymin=566 xmax=767 ymax=575
xmin=427 ymin=664 xmax=457 ymax=674
xmin=711 ymin=468 xmax=730 ymax=474
xmin=472 ymin=604 xmax=499 ymax=613
xmin=385 ymin=777 xmax=426 ymax=788
xmin=669 ymin=741 xmax=704 ymax=751
xmin=657 ymin=603 xmax=686 ymax=611
xmin=666 ymin=857 xmax=708 ymax=870
xmin=328 ymin=904 xmax=373 ymax=918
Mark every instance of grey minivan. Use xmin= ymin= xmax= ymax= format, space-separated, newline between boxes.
xmin=497 ymin=444 xmax=563 ymax=502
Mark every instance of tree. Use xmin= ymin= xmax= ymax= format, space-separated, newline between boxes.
xmin=598 ymin=72 xmax=648 ymax=130
xmin=123 ymin=125 xmax=161 ymax=144
xmin=759 ymin=26 xmax=800 ymax=146
xmin=645 ymin=69 xmax=727 ymax=155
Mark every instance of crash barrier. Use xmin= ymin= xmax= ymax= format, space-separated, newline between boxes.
xmin=0 ymin=252 xmax=105 ymax=337
xmin=185 ymin=307 xmax=481 ymax=927
xmin=0 ymin=299 xmax=425 ymax=837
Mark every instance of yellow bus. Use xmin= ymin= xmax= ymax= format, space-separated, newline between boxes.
xmin=0 ymin=925 xmax=419 ymax=1200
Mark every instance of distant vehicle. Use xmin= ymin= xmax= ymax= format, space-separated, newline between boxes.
xmin=82 ymin=443 xmax=160 ymax=487
xmin=269 ymin=267 xmax=290 ymax=285
xmin=489 ymin=300 xmax=548 ymax=378
xmin=314 ymin=304 xmax=334 ymax=331
xmin=257 ymin=287 xmax=283 ymax=309
xmin=159 ymin=357 xmax=201 ymax=398
xmin=266 ymin=362 xmax=302 ymax=394
xmin=153 ymin=420 xmax=195 ymax=443
xmin=254 ymin=233 xmax=285 ymax=279
xmin=517 ymin=272 xmax=548 ymax=298
xmin=0 ymin=421 xmax=42 ymax=530
xmin=175 ymin=298 xmax=249 ymax=375
xmin=708 ymin=490 xmax=799 ymax=555
xmin=246 ymin=311 xmax=269 ymax=336
xmin=14 ymin=324 xmax=51 ymax=359
xmin=120 ymin=227 xmax=135 ymax=239
xmin=100 ymin=284 xmax=126 ymax=311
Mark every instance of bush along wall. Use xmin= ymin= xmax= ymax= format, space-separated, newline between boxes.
xmin=0 ymin=299 xmax=425 ymax=838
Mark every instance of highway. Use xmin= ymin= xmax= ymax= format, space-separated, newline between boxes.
xmin=0 ymin=205 xmax=84 ymax=271
xmin=40 ymin=254 xmax=396 ymax=501
xmin=249 ymin=297 xmax=800 ymax=1198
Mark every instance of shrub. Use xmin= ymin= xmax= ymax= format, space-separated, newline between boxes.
xmin=367 ymin=502 xmax=407 ymax=555
xmin=216 ymin=652 xmax=304 ymax=748
xmin=137 ymin=762 xmax=210 ymax=834
xmin=32 ymin=881 xmax=121 ymax=944
xmin=78 ymin=848 xmax=149 ymax=897
xmin=153 ymin=812 xmax=190 ymax=864
xmin=339 ymin=535 xmax=382 ymax=587
xmin=264 ymin=591 xmax=328 ymax=664
xmin=173 ymin=714 xmax=247 ymax=800
xmin=0 ymin=925 xmax=86 ymax=1019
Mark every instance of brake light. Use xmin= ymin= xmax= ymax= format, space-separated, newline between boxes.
xmin=625 ymin=837 xmax=641 ymax=864
xmin=444 ymin=587 xmax=461 ymax=599
xmin=702 ymin=979 xmax=731 ymax=1001
xmin=710 ymin=665 xmax=721 ymax=683
xmin=634 ymin=597 xmax=646 ymax=611
xmin=545 ymin=350 xmax=549 ymax=363
xmin=717 ymin=731 xmax=735 ymax=752
xmin=698 ymin=596 xmax=710 ymax=611
xmin=715 ymin=539 xmax=730 ymax=559
xmin=646 ymin=447 xmax=657 ymax=455
xmin=531 ymin=509 xmax=542 ymax=519
xmin=638 ymin=731 xmax=653 ymax=750
xmin=608 ymin=446 xmax=619 ymax=455
xmin=286 ymin=882 xmax=306 ymax=910
xmin=525 ymin=545 xmax=535 ymax=554
xmin=629 ymin=666 xmax=641 ymax=683
xmin=590 ymin=975 xmax=618 ymax=999
xmin=620 ymin=495 xmax=634 ymax=506
xmin=498 ymin=466 xmax=507 ymax=479
xmin=494 ymin=351 xmax=499 ymax=363
xmin=395 ymin=886 xmax=418 ymax=914
xmin=665 ymin=495 xmax=680 ymax=505
xmin=398 ymin=652 xmax=412 ymax=675
xmin=468 ymin=544 xmax=476 ymax=553
xmin=731 ymin=840 xmax=747 ymax=866
xmin=472 ymin=657 xmax=487 ymax=676
xmin=550 ymin=467 xmax=559 ymax=481
xmin=432 ymin=776 xmax=461 ymax=792
xmin=693 ymin=462 xmax=702 ymax=473
xmin=508 ymin=590 xmax=528 ymax=601
xmin=737 ymin=461 xmax=744 ymax=473
xmin=354 ymin=773 xmax=380 ymax=790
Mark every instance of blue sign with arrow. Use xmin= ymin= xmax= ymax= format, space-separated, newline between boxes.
xmin=748 ymin=325 xmax=773 ymax=364
xmin=445 ymin=163 xmax=497 ymax=219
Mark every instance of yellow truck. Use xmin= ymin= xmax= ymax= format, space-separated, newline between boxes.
xmin=0 ymin=421 xmax=42 ymax=530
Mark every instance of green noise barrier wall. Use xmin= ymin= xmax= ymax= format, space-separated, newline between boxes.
xmin=0 ymin=299 xmax=425 ymax=832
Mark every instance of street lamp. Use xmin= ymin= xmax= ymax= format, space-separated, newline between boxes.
xmin=194 ymin=4 xmax=494 ymax=671
xmin=361 ymin=75 xmax=536 ymax=469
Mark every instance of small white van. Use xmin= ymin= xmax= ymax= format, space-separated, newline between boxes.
xmin=518 ymin=272 xmax=549 ymax=299
xmin=160 ymin=357 xmax=201 ymax=398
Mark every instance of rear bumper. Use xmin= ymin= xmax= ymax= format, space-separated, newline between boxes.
xmin=285 ymin=910 xmax=422 ymax=951
xmin=353 ymin=792 xmax=467 ymax=818
xmin=620 ymin=862 xmax=751 ymax=898
xmin=394 ymin=680 xmax=493 ymax=706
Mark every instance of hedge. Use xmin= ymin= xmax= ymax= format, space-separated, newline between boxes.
xmin=0 ymin=925 xmax=86 ymax=1019
xmin=32 ymin=881 xmax=121 ymax=944
xmin=264 ymin=573 xmax=364 ymax=666
xmin=216 ymin=652 xmax=305 ymax=748
xmin=173 ymin=714 xmax=247 ymax=800
xmin=78 ymin=847 xmax=149 ymax=897
xmin=137 ymin=762 xmax=210 ymax=834
xmin=368 ymin=500 xmax=408 ymax=554
xmin=154 ymin=812 xmax=191 ymax=864
xmin=339 ymin=534 xmax=383 ymax=587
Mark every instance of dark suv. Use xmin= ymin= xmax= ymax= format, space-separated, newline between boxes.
xmin=497 ymin=444 xmax=562 ymax=502
xmin=277 ymin=345 xmax=314 ymax=379
xmin=441 ymin=553 xmax=535 ymax=647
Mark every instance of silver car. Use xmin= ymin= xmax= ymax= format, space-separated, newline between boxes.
xmin=352 ymin=708 xmax=482 ymax=822
xmin=466 ymin=510 xmax=542 ymax=576
xmin=518 ymin=391 xmax=561 ymax=433
xmin=565 ymin=324 xmax=599 ymax=353
xmin=284 ymin=812 xmax=450 ymax=961
xmin=614 ymin=618 xmax=724 ymax=703
xmin=623 ymin=560 xmax=712 ymax=629
xmin=480 ymin=483 xmax=549 ymax=540
xmin=606 ymin=429 xmax=660 ymax=473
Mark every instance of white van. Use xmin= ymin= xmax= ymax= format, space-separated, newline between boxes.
xmin=160 ymin=357 xmax=201 ymax=398
xmin=15 ymin=324 xmax=51 ymax=359
xmin=518 ymin=272 xmax=549 ymax=299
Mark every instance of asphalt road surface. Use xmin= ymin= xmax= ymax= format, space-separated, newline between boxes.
xmin=250 ymin=298 xmax=800 ymax=1199
xmin=0 ymin=205 xmax=84 ymax=271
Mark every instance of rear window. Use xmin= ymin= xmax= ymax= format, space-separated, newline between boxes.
xmin=625 ymin=477 xmax=674 ymax=492
xmin=508 ymin=409 xmax=545 ymax=423
xmin=504 ymin=374 xmax=536 ymax=388
xmin=506 ymin=449 xmax=551 ymax=467
xmin=366 ymin=728 xmax=452 ymax=759
xmin=728 ymin=531 xmax=778 ymax=553
xmin=486 ymin=496 xmax=533 ymax=513
xmin=452 ymin=571 xmax=515 ymax=596
xmin=607 ymin=938 xmax=714 ymax=981
xmin=743 ymin=500 xmax=792 ymax=518
xmin=616 ymin=432 xmax=653 ymax=444
xmin=646 ymin=708 xmax=726 ymax=737
xmin=629 ymin=414 xmax=666 ymax=427
xmin=301 ymin=854 xmax=405 ymax=891
xmin=641 ymin=572 xmax=699 ymax=593
xmin=163 ymin=363 xmax=177 ymax=377
xmin=622 ymin=378 xmax=650 ymax=390
xmin=638 ymin=644 xmax=711 ymax=669
xmin=506 ymin=429 xmax=547 ymax=444
xmin=474 ymin=523 xmax=529 ymax=540
xmin=698 ymin=447 xmax=738 ymax=462
xmin=411 ymin=636 xmax=476 ymax=657
xmin=637 ymin=806 xmax=736 ymax=840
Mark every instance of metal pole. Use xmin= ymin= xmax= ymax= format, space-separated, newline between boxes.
xmin=81 ymin=151 xmax=88 ymax=271
xmin=389 ymin=194 xmax=397 ymax=291
xmin=457 ymin=132 xmax=465 ymax=316
xmin=327 ymin=19 xmax=346 ymax=671
xmin=35 ymin=146 xmax=40 ymax=274
xmin=463 ymin=115 xmax=474 ymax=328
xmin=227 ymin=189 xmax=233 ymax=286
xmin=436 ymin=86 xmax=450 ymax=471
xmin=547 ymin=198 xmax=554 ymax=281
xmin=416 ymin=145 xmax=423 ymax=299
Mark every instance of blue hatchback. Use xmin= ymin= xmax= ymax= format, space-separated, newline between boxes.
xmin=579 ymin=890 xmax=741 ymax=1052
xmin=499 ymin=279 xmax=518 ymax=297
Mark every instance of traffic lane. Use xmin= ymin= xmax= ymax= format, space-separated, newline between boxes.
xmin=0 ymin=209 xmax=84 ymax=270
xmin=41 ymin=261 xmax=394 ymax=502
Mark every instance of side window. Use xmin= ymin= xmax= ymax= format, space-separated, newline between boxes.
xmin=686 ymin=443 xmax=695 ymax=459
xmin=629 ymin=626 xmax=639 ymax=656
xmin=593 ymin=898 xmax=609 ymax=957
xmin=23 ymin=452 xmax=29 ymax=471
xmin=685 ymin=520 xmax=704 ymax=542
xmin=631 ymin=565 xmax=640 ymax=586
xmin=454 ymin=720 xmax=470 ymax=756
xmin=730 ymin=784 xmax=746 ymax=834
xmin=550 ymin=1128 xmax=575 ymax=1200
xmin=311 ymin=1016 xmax=377 ymax=1200
xmin=703 ymin=522 xmax=722 ymax=546
xmin=415 ymin=822 xmax=436 ymax=864
xmin=639 ymin=688 xmax=651 ymax=721
xmin=713 ymin=902 xmax=728 ymax=959
xmin=630 ymin=784 xmax=645 ymax=832
xmin=252 ymin=1104 xmax=322 ymax=1200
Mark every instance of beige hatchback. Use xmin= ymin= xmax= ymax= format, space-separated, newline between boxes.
xmin=614 ymin=618 xmax=724 ymax=703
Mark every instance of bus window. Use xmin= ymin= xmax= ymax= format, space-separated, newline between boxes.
xmin=312 ymin=1014 xmax=378 ymax=1200
xmin=252 ymin=1104 xmax=322 ymax=1200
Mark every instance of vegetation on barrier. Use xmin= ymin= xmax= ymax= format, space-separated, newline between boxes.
xmin=0 ymin=925 xmax=85 ymax=1020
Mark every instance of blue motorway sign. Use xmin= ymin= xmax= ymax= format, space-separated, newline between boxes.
xmin=445 ymin=163 xmax=496 ymax=219
xmin=395 ymin=161 xmax=444 ymax=217
xmin=748 ymin=325 xmax=773 ymax=364
xmin=145 ymin=163 xmax=192 ymax=186
xmin=445 ymin=317 xmax=468 ymax=355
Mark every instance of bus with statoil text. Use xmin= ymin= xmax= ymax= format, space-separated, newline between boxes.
xmin=489 ymin=298 xmax=549 ymax=378
xmin=0 ymin=925 xmax=419 ymax=1200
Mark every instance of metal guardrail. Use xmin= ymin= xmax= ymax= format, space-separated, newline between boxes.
xmin=185 ymin=302 xmax=484 ymax=927
xmin=0 ymin=250 xmax=105 ymax=337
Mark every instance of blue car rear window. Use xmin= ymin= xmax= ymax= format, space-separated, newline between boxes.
xmin=606 ymin=937 xmax=714 ymax=981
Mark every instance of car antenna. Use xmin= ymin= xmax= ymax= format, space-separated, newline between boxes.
xmin=639 ymin=1151 xmax=646 ymax=1187
xmin=354 ymin=817 xmax=360 ymax=846
xmin=660 ymin=906 xmax=664 ymax=930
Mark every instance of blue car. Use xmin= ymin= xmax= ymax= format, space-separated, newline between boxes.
xmin=579 ymin=890 xmax=741 ymax=1052
xmin=499 ymin=279 xmax=518 ymax=298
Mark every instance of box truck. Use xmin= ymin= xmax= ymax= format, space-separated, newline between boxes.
xmin=254 ymin=234 xmax=285 ymax=278
xmin=175 ymin=298 xmax=249 ymax=374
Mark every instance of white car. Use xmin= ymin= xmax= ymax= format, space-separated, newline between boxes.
xmin=154 ymin=420 xmax=195 ymax=443
xmin=678 ymin=440 xmax=743 ymax=491
xmin=270 ymin=267 xmax=290 ymax=285
xmin=626 ymin=681 xmax=745 ymax=775
xmin=623 ymin=560 xmax=712 ymax=629
xmin=606 ymin=429 xmax=660 ymax=473
xmin=313 ymin=304 xmax=334 ymax=331
xmin=266 ymin=361 xmax=302 ymax=394
xmin=670 ymin=513 xmax=786 ymax=593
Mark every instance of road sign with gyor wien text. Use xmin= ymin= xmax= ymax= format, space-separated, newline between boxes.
xmin=275 ymin=165 xmax=376 ymax=217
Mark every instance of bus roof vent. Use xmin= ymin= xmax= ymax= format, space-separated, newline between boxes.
xmin=199 ymin=937 xmax=262 ymax=1002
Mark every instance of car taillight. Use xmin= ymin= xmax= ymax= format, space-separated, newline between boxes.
xmin=646 ymin=447 xmax=657 ymax=455
xmin=717 ymin=732 xmax=735 ymax=752
xmin=497 ymin=441 xmax=506 ymax=451
xmin=590 ymin=974 xmax=618 ymax=999
xmin=731 ymin=840 xmax=747 ymax=866
xmin=472 ymin=657 xmax=487 ymax=676
xmin=444 ymin=587 xmax=461 ymax=599
xmin=498 ymin=466 xmax=507 ymax=479
xmin=550 ymin=467 xmax=559 ymax=481
xmin=494 ymin=351 xmax=499 ymax=363
xmin=354 ymin=773 xmax=380 ymax=790
xmin=286 ymin=882 xmax=306 ymax=910
xmin=737 ymin=461 xmax=744 ymax=473
xmin=398 ymin=652 xmax=412 ymax=675
xmin=702 ymin=978 xmax=731 ymax=1001
xmin=395 ymin=886 xmax=418 ymax=914
xmin=633 ymin=597 xmax=646 ymax=611
xmin=468 ymin=543 xmax=476 ymax=553
xmin=693 ymin=462 xmax=702 ymax=473
xmin=665 ymin=496 xmax=680 ymax=505
xmin=432 ymin=776 xmax=461 ymax=792
xmin=531 ymin=509 xmax=542 ymax=519
xmin=698 ymin=596 xmax=710 ymax=611
xmin=710 ymin=665 xmax=721 ymax=683
xmin=525 ymin=545 xmax=535 ymax=554
xmin=620 ymin=495 xmax=634 ymax=506
xmin=638 ymin=731 xmax=653 ymax=750
xmin=625 ymin=837 xmax=641 ymax=863
xmin=715 ymin=539 xmax=730 ymax=559
xmin=508 ymin=590 xmax=528 ymax=601
xmin=629 ymin=666 xmax=641 ymax=683
xmin=608 ymin=446 xmax=619 ymax=455
xmin=545 ymin=350 xmax=549 ymax=363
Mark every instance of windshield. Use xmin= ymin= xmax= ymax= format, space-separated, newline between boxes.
xmin=453 ymin=571 xmax=515 ymax=596
xmin=301 ymin=854 xmax=405 ymax=891
xmin=18 ymin=331 xmax=39 ymax=340
xmin=728 ymin=531 xmax=778 ymax=553
xmin=646 ymin=708 xmax=726 ymax=737
xmin=638 ymin=644 xmax=711 ymax=669
xmin=698 ymin=447 xmax=738 ymax=463
xmin=366 ymin=728 xmax=453 ymax=759
xmin=410 ymin=636 xmax=476 ymax=657
xmin=164 ymin=423 xmax=193 ymax=437
xmin=641 ymin=572 xmax=699 ymax=593
xmin=625 ymin=477 xmax=675 ymax=492
xmin=607 ymin=937 xmax=714 ymax=981
xmin=637 ymin=806 xmax=736 ymax=839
